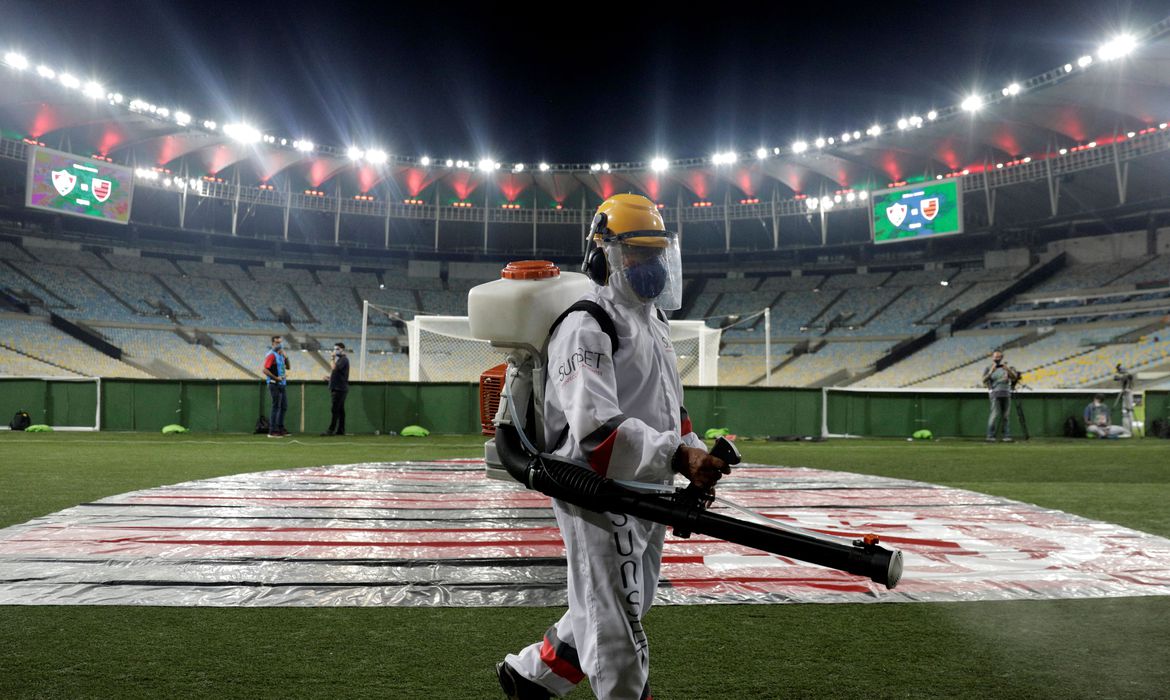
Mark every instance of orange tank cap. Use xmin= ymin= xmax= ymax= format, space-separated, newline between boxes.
xmin=501 ymin=260 xmax=560 ymax=280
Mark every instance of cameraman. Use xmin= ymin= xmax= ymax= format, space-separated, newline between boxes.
xmin=982 ymin=349 xmax=1018 ymax=442
xmin=321 ymin=342 xmax=349 ymax=436
xmin=1084 ymin=394 xmax=1132 ymax=438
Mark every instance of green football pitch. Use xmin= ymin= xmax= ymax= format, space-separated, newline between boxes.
xmin=1 ymin=433 xmax=1168 ymax=699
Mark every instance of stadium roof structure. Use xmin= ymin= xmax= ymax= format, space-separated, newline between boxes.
xmin=2 ymin=17 xmax=1170 ymax=251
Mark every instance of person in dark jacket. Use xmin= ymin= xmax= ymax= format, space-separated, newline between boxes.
xmin=322 ymin=342 xmax=349 ymax=436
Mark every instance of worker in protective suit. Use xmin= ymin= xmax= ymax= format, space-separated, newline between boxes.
xmin=497 ymin=194 xmax=730 ymax=700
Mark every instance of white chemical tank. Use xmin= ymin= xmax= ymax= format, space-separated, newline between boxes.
xmin=468 ymin=260 xmax=592 ymax=348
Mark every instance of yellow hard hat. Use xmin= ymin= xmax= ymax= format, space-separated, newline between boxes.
xmin=590 ymin=194 xmax=671 ymax=247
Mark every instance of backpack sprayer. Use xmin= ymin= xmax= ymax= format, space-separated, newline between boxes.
xmin=468 ymin=261 xmax=902 ymax=589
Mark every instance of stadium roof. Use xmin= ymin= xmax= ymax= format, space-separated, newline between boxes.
xmin=2 ymin=18 xmax=1170 ymax=207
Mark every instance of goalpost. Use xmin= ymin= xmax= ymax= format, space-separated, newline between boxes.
xmin=389 ymin=313 xmax=722 ymax=385
xmin=0 ymin=376 xmax=101 ymax=431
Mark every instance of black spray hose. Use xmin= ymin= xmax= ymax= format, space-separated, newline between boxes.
xmin=493 ymin=424 xmax=903 ymax=589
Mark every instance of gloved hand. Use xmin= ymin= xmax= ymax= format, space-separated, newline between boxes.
xmin=672 ymin=445 xmax=730 ymax=490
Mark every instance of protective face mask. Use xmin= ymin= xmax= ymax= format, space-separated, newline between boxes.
xmin=625 ymin=258 xmax=668 ymax=300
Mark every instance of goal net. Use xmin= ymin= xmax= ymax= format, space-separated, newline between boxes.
xmin=406 ymin=316 xmax=721 ymax=385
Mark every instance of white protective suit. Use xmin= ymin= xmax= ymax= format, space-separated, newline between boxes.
xmin=504 ymin=273 xmax=707 ymax=700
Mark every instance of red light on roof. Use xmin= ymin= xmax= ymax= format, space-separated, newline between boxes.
xmin=403 ymin=198 xmax=424 ymax=206
xmin=739 ymin=197 xmax=760 ymax=205
xmin=692 ymin=201 xmax=713 ymax=207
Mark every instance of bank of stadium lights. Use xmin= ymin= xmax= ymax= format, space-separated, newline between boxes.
xmin=927 ymin=110 xmax=938 ymax=121
xmin=36 ymin=64 xmax=55 ymax=79
xmin=1077 ymin=55 xmax=1093 ymax=68
xmin=756 ymin=147 xmax=768 ymax=160
xmin=366 ymin=149 xmax=387 ymax=165
xmin=419 ymin=156 xmax=431 ymax=166
xmin=1002 ymin=82 xmax=1021 ymax=97
xmin=960 ymin=95 xmax=984 ymax=112
xmin=224 ymin=123 xmax=262 ymax=144
xmin=346 ymin=146 xmax=364 ymax=161
xmin=81 ymin=81 xmax=104 ymax=99
xmin=539 ymin=162 xmax=550 ymax=172
xmin=58 ymin=73 xmax=80 ymax=90
xmin=866 ymin=124 xmax=882 ymax=137
xmin=814 ymin=138 xmax=826 ymax=149
xmin=650 ymin=157 xmax=669 ymax=172
xmin=512 ymin=163 xmax=524 ymax=173
xmin=711 ymin=152 xmax=737 ymax=165
xmin=1098 ymin=34 xmax=1136 ymax=61
xmin=3 ymin=51 xmax=28 ymax=70
xmin=791 ymin=141 xmax=808 ymax=154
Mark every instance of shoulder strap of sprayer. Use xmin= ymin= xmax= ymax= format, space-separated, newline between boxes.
xmin=547 ymin=300 xmax=620 ymax=355
xmin=540 ymin=300 xmax=620 ymax=453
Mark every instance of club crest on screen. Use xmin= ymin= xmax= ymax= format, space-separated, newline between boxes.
xmin=51 ymin=169 xmax=77 ymax=197
xmin=921 ymin=197 xmax=939 ymax=221
xmin=885 ymin=202 xmax=907 ymax=227
xmin=92 ymin=178 xmax=112 ymax=203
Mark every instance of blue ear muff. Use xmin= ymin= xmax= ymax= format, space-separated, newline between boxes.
xmin=581 ymin=212 xmax=610 ymax=285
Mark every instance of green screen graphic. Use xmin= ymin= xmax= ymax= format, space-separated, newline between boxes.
xmin=871 ymin=179 xmax=962 ymax=244
xmin=26 ymin=147 xmax=134 ymax=225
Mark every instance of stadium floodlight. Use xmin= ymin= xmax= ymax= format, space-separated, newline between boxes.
xmin=203 ymin=120 xmax=217 ymax=130
xmin=1077 ymin=54 xmax=1093 ymax=68
xmin=156 ymin=107 xmax=170 ymax=118
xmin=897 ymin=118 xmax=909 ymax=130
xmin=852 ymin=130 xmax=861 ymax=139
xmin=833 ymin=194 xmax=842 ymax=203
xmin=846 ymin=192 xmax=856 ymax=202
xmin=495 ymin=162 xmax=502 ymax=170
xmin=1059 ymin=147 xmax=1068 ymax=155
xmin=36 ymin=64 xmax=55 ymax=79
xmin=58 ymin=73 xmax=81 ymax=89
xmin=174 ymin=111 xmax=191 ymax=126
xmin=858 ymin=191 xmax=869 ymax=201
xmin=927 ymin=110 xmax=938 ymax=121
xmin=81 ymin=81 xmax=103 ymax=99
xmin=444 ymin=158 xmax=454 ymax=167
xmin=280 ymin=138 xmax=287 ymax=146
xmin=773 ymin=147 xmax=781 ymax=155
xmin=841 ymin=132 xmax=851 ymax=143
xmin=1088 ymin=141 xmax=1097 ymax=148
xmin=820 ymin=196 xmax=834 ymax=210
xmin=366 ymin=149 xmax=388 ymax=165
xmin=940 ymin=280 xmax=949 ymax=287
xmin=1064 ymin=63 xmax=1074 ymax=73
xmin=909 ymin=115 xmax=923 ymax=127
xmin=3 ymin=52 xmax=29 ymax=70
xmin=1161 ymin=123 xmax=1168 ymax=130
xmin=867 ymin=124 xmax=882 ymax=136
xmin=1098 ymin=34 xmax=1136 ymax=61
xmin=1003 ymin=82 xmax=1021 ymax=96
xmin=591 ymin=163 xmax=602 ymax=171
xmin=601 ymin=162 xmax=610 ymax=171
xmin=224 ymin=123 xmax=262 ymax=144
xmin=346 ymin=146 xmax=365 ymax=161
xmin=1023 ymin=156 xmax=1032 ymax=163
xmin=478 ymin=158 xmax=496 ymax=172
xmin=419 ymin=156 xmax=431 ymax=166
xmin=512 ymin=163 xmax=524 ymax=172
xmin=539 ymin=162 xmax=550 ymax=172
xmin=814 ymin=137 xmax=826 ymax=148
xmin=650 ymin=157 xmax=669 ymax=172
xmin=756 ymin=147 xmax=768 ymax=159
xmin=827 ymin=136 xmax=835 ymax=145
xmin=791 ymin=140 xmax=808 ymax=154
xmin=109 ymin=92 xmax=124 ymax=104
xmin=806 ymin=197 xmax=819 ymax=211
xmin=961 ymin=95 xmax=983 ymax=112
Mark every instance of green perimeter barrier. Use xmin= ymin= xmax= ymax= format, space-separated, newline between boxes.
xmin=825 ymin=387 xmax=1151 ymax=438
xmin=2 ymin=378 xmax=1165 ymax=437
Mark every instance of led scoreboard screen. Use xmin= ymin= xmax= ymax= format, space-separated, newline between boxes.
xmin=26 ymin=147 xmax=134 ymax=225
xmin=871 ymin=179 xmax=962 ymax=244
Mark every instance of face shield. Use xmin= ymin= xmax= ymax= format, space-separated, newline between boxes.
xmin=602 ymin=231 xmax=682 ymax=310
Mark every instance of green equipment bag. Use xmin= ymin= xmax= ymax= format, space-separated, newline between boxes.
xmin=401 ymin=425 xmax=430 ymax=437
xmin=705 ymin=428 xmax=730 ymax=440
xmin=25 ymin=424 xmax=53 ymax=432
xmin=162 ymin=424 xmax=190 ymax=435
xmin=912 ymin=429 xmax=933 ymax=440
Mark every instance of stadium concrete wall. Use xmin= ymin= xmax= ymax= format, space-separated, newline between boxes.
xmin=1 ymin=379 xmax=1165 ymax=438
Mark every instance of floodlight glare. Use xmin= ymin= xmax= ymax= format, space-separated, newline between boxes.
xmin=420 ymin=156 xmax=431 ymax=166
xmin=791 ymin=141 xmax=808 ymax=154
xmin=203 ymin=120 xmax=217 ymax=130
xmin=1003 ymin=82 xmax=1021 ymax=96
xmin=602 ymin=162 xmax=610 ymax=171
xmin=591 ymin=163 xmax=602 ymax=171
xmin=36 ymin=65 xmax=55 ymax=79
xmin=814 ymin=138 xmax=826 ymax=148
xmin=174 ymin=111 xmax=191 ymax=126
xmin=366 ymin=149 xmax=388 ymax=165
xmin=445 ymin=159 xmax=454 ymax=167
xmin=858 ymin=191 xmax=869 ymax=200
xmin=846 ymin=192 xmax=856 ymax=202
xmin=3 ymin=52 xmax=29 ymax=70
xmin=927 ymin=110 xmax=938 ymax=121
xmin=806 ymin=197 xmax=819 ymax=211
xmin=478 ymin=158 xmax=496 ymax=172
xmin=346 ymin=146 xmax=364 ymax=161
xmin=852 ymin=130 xmax=861 ymax=139
xmin=897 ymin=118 xmax=909 ymax=130
xmin=909 ymin=115 xmax=923 ymax=127
xmin=156 ymin=107 xmax=170 ymax=118
xmin=650 ymin=157 xmax=669 ymax=172
xmin=1098 ymin=34 xmax=1136 ymax=61
xmin=867 ymin=124 xmax=882 ymax=136
xmin=841 ymin=132 xmax=851 ymax=143
xmin=513 ymin=163 xmax=524 ymax=172
xmin=756 ymin=147 xmax=768 ymax=159
xmin=820 ymin=196 xmax=834 ymax=210
xmin=59 ymin=73 xmax=80 ymax=89
xmin=82 ymin=81 xmax=104 ymax=99
xmin=961 ymin=95 xmax=983 ymax=112
xmin=539 ymin=162 xmax=550 ymax=172
xmin=1077 ymin=55 xmax=1093 ymax=68
xmin=224 ymin=123 xmax=262 ymax=144
xmin=1064 ymin=63 xmax=1074 ymax=73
